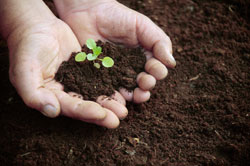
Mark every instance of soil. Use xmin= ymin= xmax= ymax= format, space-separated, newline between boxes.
xmin=0 ymin=0 xmax=249 ymax=166
xmin=55 ymin=41 xmax=146 ymax=101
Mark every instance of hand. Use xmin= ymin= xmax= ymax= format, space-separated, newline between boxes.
xmin=4 ymin=0 xmax=123 ymax=128
xmin=54 ymin=0 xmax=176 ymax=102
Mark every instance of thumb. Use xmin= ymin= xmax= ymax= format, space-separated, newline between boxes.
xmin=9 ymin=57 xmax=60 ymax=118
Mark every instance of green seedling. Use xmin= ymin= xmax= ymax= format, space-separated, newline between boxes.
xmin=75 ymin=39 xmax=114 ymax=68
xmin=75 ymin=52 xmax=87 ymax=62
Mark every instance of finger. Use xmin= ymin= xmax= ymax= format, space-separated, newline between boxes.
xmin=111 ymin=90 xmax=126 ymax=106
xmin=97 ymin=96 xmax=128 ymax=120
xmin=87 ymin=108 xmax=120 ymax=129
xmin=119 ymin=88 xmax=133 ymax=102
xmin=136 ymin=13 xmax=176 ymax=68
xmin=154 ymin=40 xmax=176 ymax=68
xmin=9 ymin=62 xmax=61 ymax=118
xmin=145 ymin=58 xmax=168 ymax=80
xmin=136 ymin=72 xmax=156 ymax=91
xmin=53 ymin=90 xmax=107 ymax=121
xmin=133 ymin=88 xmax=150 ymax=103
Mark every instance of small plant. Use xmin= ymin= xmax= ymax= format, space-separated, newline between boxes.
xmin=75 ymin=39 xmax=114 ymax=68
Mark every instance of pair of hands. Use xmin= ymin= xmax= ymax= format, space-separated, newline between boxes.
xmin=6 ymin=0 xmax=175 ymax=128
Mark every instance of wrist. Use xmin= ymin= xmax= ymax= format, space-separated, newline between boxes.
xmin=0 ymin=0 xmax=56 ymax=40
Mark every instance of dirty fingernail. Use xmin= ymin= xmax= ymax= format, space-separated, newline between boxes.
xmin=41 ymin=104 xmax=58 ymax=118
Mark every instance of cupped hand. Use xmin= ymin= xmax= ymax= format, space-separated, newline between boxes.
xmin=7 ymin=16 xmax=122 ymax=128
xmin=54 ymin=0 xmax=176 ymax=104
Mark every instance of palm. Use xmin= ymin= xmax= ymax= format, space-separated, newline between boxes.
xmin=59 ymin=1 xmax=140 ymax=46
xmin=26 ymin=21 xmax=78 ymax=79
xmin=35 ymin=22 xmax=80 ymax=78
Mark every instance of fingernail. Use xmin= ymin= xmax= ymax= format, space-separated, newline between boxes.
xmin=41 ymin=104 xmax=58 ymax=118
xmin=168 ymin=50 xmax=175 ymax=62
xmin=120 ymin=117 xmax=126 ymax=120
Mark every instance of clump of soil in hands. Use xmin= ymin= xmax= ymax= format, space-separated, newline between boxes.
xmin=55 ymin=41 xmax=146 ymax=101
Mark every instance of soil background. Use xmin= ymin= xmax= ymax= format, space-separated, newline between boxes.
xmin=0 ymin=0 xmax=249 ymax=165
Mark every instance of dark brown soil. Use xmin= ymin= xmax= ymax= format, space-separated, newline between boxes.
xmin=55 ymin=41 xmax=146 ymax=101
xmin=0 ymin=0 xmax=249 ymax=165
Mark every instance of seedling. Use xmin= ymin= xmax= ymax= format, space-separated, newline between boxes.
xmin=75 ymin=39 xmax=114 ymax=68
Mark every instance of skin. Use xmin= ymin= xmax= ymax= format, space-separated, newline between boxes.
xmin=0 ymin=0 xmax=175 ymax=129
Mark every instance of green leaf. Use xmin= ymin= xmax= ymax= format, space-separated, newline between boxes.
xmin=93 ymin=46 xmax=102 ymax=56
xmin=75 ymin=52 xmax=87 ymax=62
xmin=87 ymin=53 xmax=98 ymax=61
xmin=94 ymin=63 xmax=101 ymax=69
xmin=86 ymin=39 xmax=96 ymax=50
xmin=102 ymin=57 xmax=114 ymax=68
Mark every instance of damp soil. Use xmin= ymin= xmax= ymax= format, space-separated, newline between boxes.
xmin=0 ymin=0 xmax=250 ymax=165
xmin=55 ymin=41 xmax=146 ymax=101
